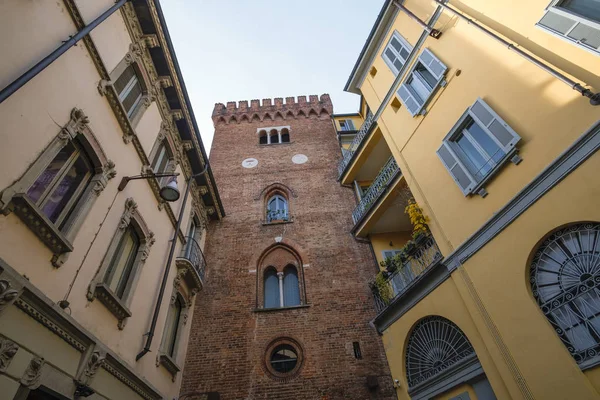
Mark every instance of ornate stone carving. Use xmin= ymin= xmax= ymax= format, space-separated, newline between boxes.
xmin=155 ymin=76 xmax=172 ymax=89
xmin=0 ymin=338 xmax=19 ymax=372
xmin=103 ymin=160 xmax=117 ymax=180
xmin=0 ymin=279 xmax=20 ymax=313
xmin=21 ymin=356 xmax=44 ymax=388
xmin=141 ymin=34 xmax=160 ymax=48
xmin=97 ymin=79 xmax=112 ymax=96
xmin=207 ymin=207 xmax=215 ymax=216
xmin=199 ymin=186 xmax=209 ymax=196
xmin=125 ymin=42 xmax=143 ymax=65
xmin=119 ymin=198 xmax=138 ymax=230
xmin=171 ymin=110 xmax=183 ymax=121
xmin=83 ymin=350 xmax=106 ymax=383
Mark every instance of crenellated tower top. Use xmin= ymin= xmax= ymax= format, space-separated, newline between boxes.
xmin=212 ymin=94 xmax=333 ymax=125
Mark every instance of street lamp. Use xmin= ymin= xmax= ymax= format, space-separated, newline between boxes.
xmin=136 ymin=165 xmax=209 ymax=361
xmin=117 ymin=172 xmax=181 ymax=202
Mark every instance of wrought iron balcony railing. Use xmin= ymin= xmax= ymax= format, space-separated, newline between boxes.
xmin=337 ymin=111 xmax=374 ymax=178
xmin=267 ymin=209 xmax=289 ymax=223
xmin=180 ymin=236 xmax=206 ymax=282
xmin=371 ymin=236 xmax=442 ymax=314
xmin=352 ymin=156 xmax=401 ymax=225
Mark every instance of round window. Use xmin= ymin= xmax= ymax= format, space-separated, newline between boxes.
xmin=270 ymin=344 xmax=297 ymax=373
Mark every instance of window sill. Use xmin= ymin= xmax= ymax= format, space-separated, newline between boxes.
xmin=11 ymin=194 xmax=74 ymax=255
xmin=157 ymin=353 xmax=181 ymax=380
xmin=93 ymin=283 xmax=132 ymax=329
xmin=253 ymin=304 xmax=310 ymax=313
xmin=469 ymin=150 xmax=522 ymax=197
xmin=262 ymin=219 xmax=293 ymax=226
xmin=259 ymin=142 xmax=294 ymax=147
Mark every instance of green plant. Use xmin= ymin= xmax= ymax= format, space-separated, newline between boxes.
xmin=405 ymin=198 xmax=429 ymax=236
xmin=375 ymin=271 xmax=393 ymax=304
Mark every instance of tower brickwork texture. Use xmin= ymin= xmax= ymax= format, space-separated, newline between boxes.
xmin=181 ymin=94 xmax=395 ymax=399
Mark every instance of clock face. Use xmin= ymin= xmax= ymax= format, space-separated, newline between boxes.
xmin=242 ymin=158 xmax=258 ymax=168
xmin=292 ymin=154 xmax=308 ymax=164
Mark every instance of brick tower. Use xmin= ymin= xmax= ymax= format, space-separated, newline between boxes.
xmin=181 ymin=95 xmax=394 ymax=399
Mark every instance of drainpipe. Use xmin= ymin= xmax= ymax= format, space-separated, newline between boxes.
xmin=432 ymin=0 xmax=600 ymax=106
xmin=0 ymin=0 xmax=129 ymax=105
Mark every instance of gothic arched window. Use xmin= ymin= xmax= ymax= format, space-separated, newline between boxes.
xmin=530 ymin=222 xmax=600 ymax=366
xmin=283 ymin=265 xmax=301 ymax=307
xmin=406 ymin=316 xmax=475 ymax=388
xmin=264 ymin=267 xmax=280 ymax=308
xmin=267 ymin=194 xmax=288 ymax=223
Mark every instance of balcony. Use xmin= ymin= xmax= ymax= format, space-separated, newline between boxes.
xmin=352 ymin=156 xmax=401 ymax=227
xmin=371 ymin=235 xmax=442 ymax=314
xmin=175 ymin=236 xmax=206 ymax=291
xmin=338 ymin=111 xmax=375 ymax=178
xmin=266 ymin=209 xmax=289 ymax=223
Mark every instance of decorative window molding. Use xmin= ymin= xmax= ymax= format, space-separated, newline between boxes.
xmin=382 ymin=31 xmax=413 ymax=75
xmin=257 ymin=245 xmax=306 ymax=310
xmin=436 ymin=98 xmax=522 ymax=197
xmin=530 ymin=222 xmax=600 ymax=369
xmin=147 ymin=126 xmax=177 ymax=187
xmin=87 ymin=198 xmax=155 ymax=329
xmin=0 ymin=108 xmax=116 ymax=266
xmin=537 ymin=0 xmax=600 ymax=55
xmin=263 ymin=337 xmax=304 ymax=381
xmin=397 ymin=48 xmax=448 ymax=116
xmin=257 ymin=126 xmax=291 ymax=145
xmin=107 ymin=44 xmax=155 ymax=129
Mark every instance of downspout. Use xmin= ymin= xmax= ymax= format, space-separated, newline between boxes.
xmin=0 ymin=0 xmax=129 ymax=105
xmin=432 ymin=0 xmax=600 ymax=106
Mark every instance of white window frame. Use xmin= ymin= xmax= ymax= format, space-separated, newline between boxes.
xmin=397 ymin=48 xmax=448 ymax=117
xmin=437 ymin=98 xmax=522 ymax=197
xmin=382 ymin=31 xmax=413 ymax=75
xmin=536 ymin=0 xmax=600 ymax=55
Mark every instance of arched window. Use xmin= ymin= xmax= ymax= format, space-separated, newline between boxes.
xmin=267 ymin=194 xmax=288 ymax=223
xmin=264 ymin=267 xmax=280 ymax=308
xmin=406 ymin=316 xmax=475 ymax=388
xmin=270 ymin=129 xmax=280 ymax=144
xmin=259 ymin=130 xmax=268 ymax=145
xmin=281 ymin=128 xmax=290 ymax=143
xmin=530 ymin=222 xmax=600 ymax=366
xmin=283 ymin=265 xmax=301 ymax=306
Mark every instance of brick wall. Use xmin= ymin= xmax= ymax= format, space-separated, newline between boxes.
xmin=181 ymin=94 xmax=395 ymax=400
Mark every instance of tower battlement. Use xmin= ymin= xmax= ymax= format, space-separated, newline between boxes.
xmin=212 ymin=94 xmax=333 ymax=124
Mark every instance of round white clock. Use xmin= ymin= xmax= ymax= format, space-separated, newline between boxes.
xmin=242 ymin=158 xmax=258 ymax=168
xmin=292 ymin=154 xmax=308 ymax=164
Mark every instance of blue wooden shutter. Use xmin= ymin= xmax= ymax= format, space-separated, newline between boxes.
xmin=437 ymin=141 xmax=477 ymax=195
xmin=418 ymin=48 xmax=447 ymax=82
xmin=538 ymin=8 xmax=600 ymax=52
xmin=347 ymin=119 xmax=355 ymax=130
xmin=468 ymin=98 xmax=521 ymax=153
xmin=264 ymin=269 xmax=280 ymax=308
xmin=397 ymin=84 xmax=421 ymax=117
xmin=283 ymin=267 xmax=300 ymax=306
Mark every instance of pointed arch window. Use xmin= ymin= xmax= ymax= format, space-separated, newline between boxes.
xmin=267 ymin=194 xmax=288 ymax=223
xmin=530 ymin=222 xmax=600 ymax=367
xmin=283 ymin=265 xmax=301 ymax=306
xmin=264 ymin=268 xmax=280 ymax=308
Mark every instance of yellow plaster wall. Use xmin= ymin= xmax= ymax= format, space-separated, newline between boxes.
xmin=333 ymin=115 xmax=364 ymax=132
xmin=370 ymin=231 xmax=413 ymax=266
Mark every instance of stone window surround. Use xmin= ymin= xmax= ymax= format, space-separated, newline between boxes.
xmin=256 ymin=245 xmax=306 ymax=310
xmin=0 ymin=108 xmax=116 ymax=268
xmin=87 ymin=198 xmax=155 ymax=330
xmin=108 ymin=44 xmax=154 ymax=129
xmin=257 ymin=126 xmax=291 ymax=145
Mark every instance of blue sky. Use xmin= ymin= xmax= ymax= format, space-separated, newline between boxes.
xmin=160 ymin=0 xmax=384 ymax=151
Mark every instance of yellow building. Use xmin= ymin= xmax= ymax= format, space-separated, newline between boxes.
xmin=334 ymin=0 xmax=600 ymax=399
xmin=0 ymin=1 xmax=223 ymax=399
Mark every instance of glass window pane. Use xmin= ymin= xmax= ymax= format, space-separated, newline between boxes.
xmin=390 ymin=37 xmax=402 ymax=53
xmin=400 ymin=48 xmax=410 ymax=61
xmin=264 ymin=269 xmax=280 ymax=308
xmin=41 ymin=153 xmax=91 ymax=223
xmin=151 ymin=143 xmax=167 ymax=173
xmin=122 ymin=79 xmax=143 ymax=117
xmin=105 ymin=227 xmax=140 ymax=298
xmin=406 ymin=75 xmax=429 ymax=105
xmin=560 ymin=0 xmax=600 ymax=22
xmin=114 ymin=66 xmax=136 ymax=96
xmin=415 ymin=64 xmax=437 ymax=88
xmin=465 ymin=121 xmax=505 ymax=162
xmin=270 ymin=345 xmax=297 ymax=373
xmin=270 ymin=133 xmax=279 ymax=144
xmin=283 ymin=267 xmax=300 ymax=306
xmin=164 ymin=297 xmax=182 ymax=357
xmin=385 ymin=48 xmax=396 ymax=64
xmin=454 ymin=133 xmax=488 ymax=179
xmin=27 ymin=142 xmax=75 ymax=204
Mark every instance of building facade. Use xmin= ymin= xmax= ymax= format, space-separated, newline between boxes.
xmin=334 ymin=0 xmax=600 ymax=399
xmin=0 ymin=1 xmax=222 ymax=399
xmin=181 ymin=95 xmax=396 ymax=399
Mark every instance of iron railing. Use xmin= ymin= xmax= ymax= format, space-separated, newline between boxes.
xmin=180 ymin=236 xmax=206 ymax=282
xmin=371 ymin=236 xmax=442 ymax=313
xmin=338 ymin=111 xmax=374 ymax=177
xmin=267 ymin=209 xmax=289 ymax=223
xmin=352 ymin=156 xmax=401 ymax=225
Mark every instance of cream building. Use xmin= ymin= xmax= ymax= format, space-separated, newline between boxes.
xmin=0 ymin=1 xmax=223 ymax=399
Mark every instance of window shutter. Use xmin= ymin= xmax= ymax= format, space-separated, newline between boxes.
xmin=418 ymin=48 xmax=448 ymax=82
xmin=538 ymin=8 xmax=600 ymax=51
xmin=398 ymin=84 xmax=421 ymax=117
xmin=437 ymin=141 xmax=477 ymax=195
xmin=347 ymin=119 xmax=355 ymax=130
xmin=468 ymin=98 xmax=521 ymax=152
